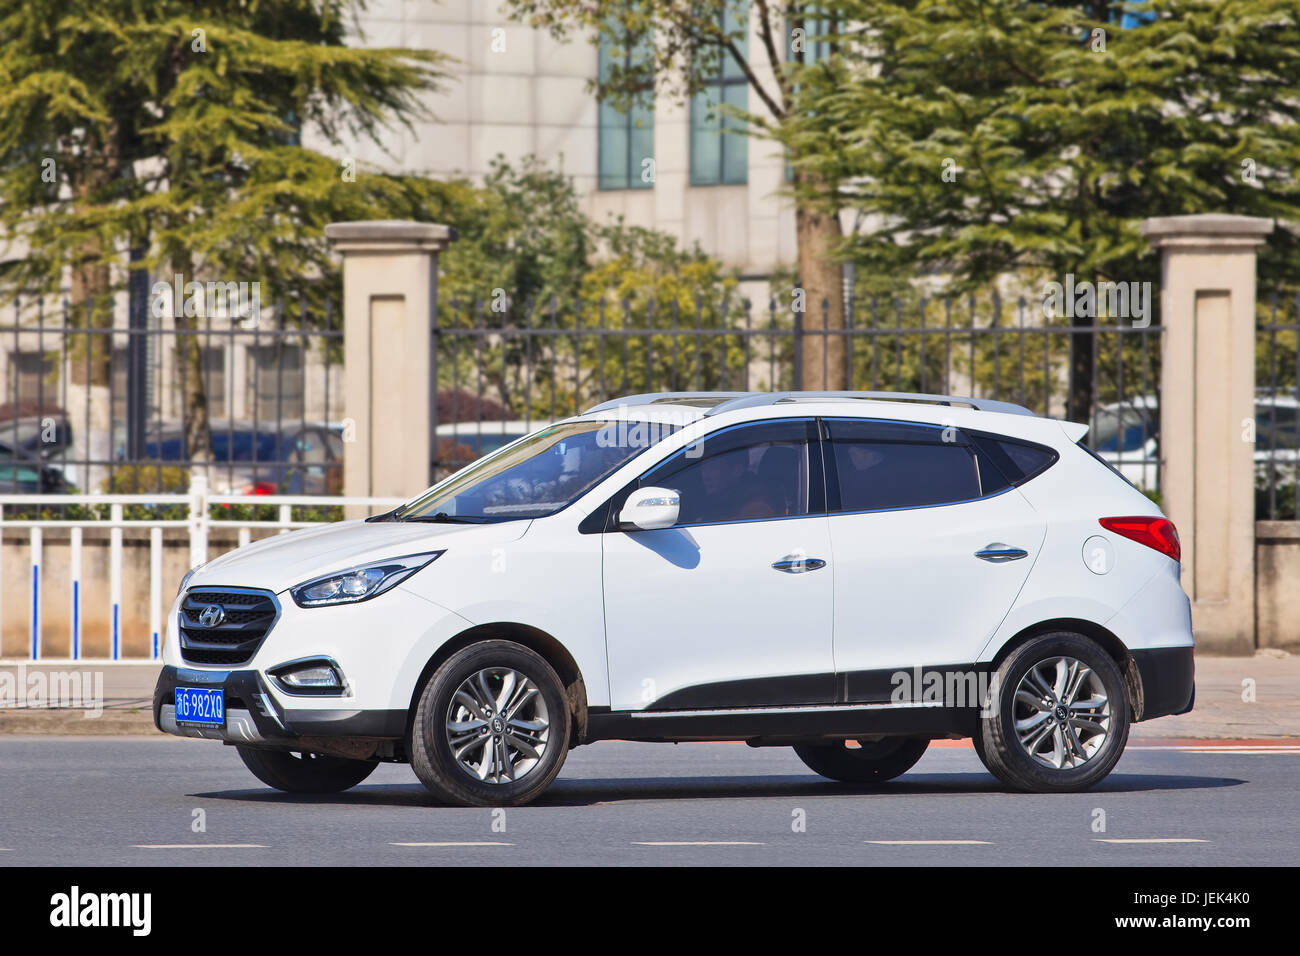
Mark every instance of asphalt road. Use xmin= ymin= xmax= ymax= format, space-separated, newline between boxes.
xmin=2 ymin=736 xmax=1296 ymax=866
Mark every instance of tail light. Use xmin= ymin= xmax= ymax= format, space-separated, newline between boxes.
xmin=229 ymin=481 xmax=279 ymax=499
xmin=1099 ymin=516 xmax=1181 ymax=563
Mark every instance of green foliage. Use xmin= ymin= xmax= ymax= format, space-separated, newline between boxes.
xmin=781 ymin=0 xmax=1300 ymax=287
xmin=435 ymin=158 xmax=742 ymax=416
xmin=0 ymin=0 xmax=453 ymax=309
xmin=104 ymin=464 xmax=189 ymax=494
xmin=439 ymin=156 xmax=593 ymax=314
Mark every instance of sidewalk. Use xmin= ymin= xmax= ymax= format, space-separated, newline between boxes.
xmin=1 ymin=652 xmax=1296 ymax=738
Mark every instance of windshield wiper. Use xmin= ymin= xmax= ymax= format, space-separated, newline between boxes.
xmin=400 ymin=512 xmax=492 ymax=524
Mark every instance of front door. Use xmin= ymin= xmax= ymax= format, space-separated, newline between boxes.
xmin=602 ymin=418 xmax=835 ymax=712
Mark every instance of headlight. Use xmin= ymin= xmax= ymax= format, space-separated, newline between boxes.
xmin=290 ymin=551 xmax=444 ymax=608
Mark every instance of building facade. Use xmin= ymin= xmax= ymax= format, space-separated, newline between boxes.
xmin=336 ymin=0 xmax=801 ymax=286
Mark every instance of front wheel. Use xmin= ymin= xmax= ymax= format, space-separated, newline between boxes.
xmin=976 ymin=632 xmax=1130 ymax=792
xmin=410 ymin=640 xmax=571 ymax=807
xmin=793 ymin=737 xmax=930 ymax=784
xmin=236 ymin=746 xmax=377 ymax=794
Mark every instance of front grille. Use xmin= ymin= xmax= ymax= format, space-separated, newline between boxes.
xmin=179 ymin=588 xmax=279 ymax=666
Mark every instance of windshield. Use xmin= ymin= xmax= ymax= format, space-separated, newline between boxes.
xmin=395 ymin=419 xmax=679 ymax=522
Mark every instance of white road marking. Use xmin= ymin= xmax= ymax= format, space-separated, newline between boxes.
xmin=133 ymin=843 xmax=268 ymax=849
xmin=390 ymin=842 xmax=513 ymax=847
xmin=634 ymin=841 xmax=764 ymax=846
xmin=1094 ymin=838 xmax=1209 ymax=844
xmin=1129 ymin=744 xmax=1300 ymax=753
xmin=866 ymin=840 xmax=993 ymax=845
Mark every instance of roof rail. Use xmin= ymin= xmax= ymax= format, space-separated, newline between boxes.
xmin=583 ymin=391 xmax=1038 ymax=418
xmin=702 ymin=391 xmax=1037 ymax=417
xmin=583 ymin=392 xmax=750 ymax=414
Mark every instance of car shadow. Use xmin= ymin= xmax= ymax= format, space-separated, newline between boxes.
xmin=189 ymin=770 xmax=1245 ymax=808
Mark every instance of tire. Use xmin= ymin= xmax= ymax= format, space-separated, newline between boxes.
xmin=793 ymin=736 xmax=930 ymax=784
xmin=977 ymin=632 xmax=1130 ymax=793
xmin=236 ymin=746 xmax=377 ymax=794
xmin=410 ymin=640 xmax=571 ymax=807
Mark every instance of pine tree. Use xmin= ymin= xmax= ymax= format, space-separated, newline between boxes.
xmin=781 ymin=0 xmax=1300 ymax=417
xmin=0 ymin=0 xmax=452 ymax=463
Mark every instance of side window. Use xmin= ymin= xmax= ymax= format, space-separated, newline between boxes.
xmin=826 ymin=418 xmax=993 ymax=512
xmin=640 ymin=419 xmax=818 ymax=525
xmin=968 ymin=432 xmax=1059 ymax=486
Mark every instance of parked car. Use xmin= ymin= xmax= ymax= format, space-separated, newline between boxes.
xmin=1094 ymin=392 xmax=1299 ymax=489
xmin=155 ymin=390 xmax=1195 ymax=805
xmin=0 ymin=411 xmax=75 ymax=487
xmin=436 ymin=420 xmax=551 ymax=466
xmin=124 ymin=421 xmax=343 ymax=495
xmin=0 ymin=438 xmax=70 ymax=494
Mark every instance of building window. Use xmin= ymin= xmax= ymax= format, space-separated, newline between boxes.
xmin=598 ymin=25 xmax=655 ymax=190
xmin=7 ymin=350 xmax=56 ymax=406
xmin=201 ymin=347 xmax=227 ymax=419
xmin=787 ymin=4 xmax=837 ymax=66
xmin=690 ymin=5 xmax=748 ymax=186
xmin=247 ymin=344 xmax=303 ymax=420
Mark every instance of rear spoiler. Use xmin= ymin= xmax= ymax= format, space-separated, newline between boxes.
xmin=1059 ymin=420 xmax=1090 ymax=442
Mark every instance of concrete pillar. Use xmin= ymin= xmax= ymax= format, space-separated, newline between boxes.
xmin=1139 ymin=213 xmax=1273 ymax=654
xmin=324 ymin=221 xmax=456 ymax=513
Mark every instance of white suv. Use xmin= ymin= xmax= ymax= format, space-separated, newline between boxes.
xmin=155 ymin=391 xmax=1195 ymax=805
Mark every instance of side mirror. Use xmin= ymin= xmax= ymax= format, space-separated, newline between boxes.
xmin=618 ymin=486 xmax=680 ymax=531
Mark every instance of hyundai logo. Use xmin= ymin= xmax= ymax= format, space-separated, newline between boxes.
xmin=197 ymin=605 xmax=226 ymax=628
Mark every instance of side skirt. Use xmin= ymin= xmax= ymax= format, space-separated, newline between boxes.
xmin=585 ymin=700 xmax=980 ymax=744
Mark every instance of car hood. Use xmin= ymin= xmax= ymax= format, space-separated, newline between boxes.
xmin=189 ymin=518 xmax=530 ymax=594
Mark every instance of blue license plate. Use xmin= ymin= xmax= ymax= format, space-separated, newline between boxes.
xmin=175 ymin=687 xmax=225 ymax=726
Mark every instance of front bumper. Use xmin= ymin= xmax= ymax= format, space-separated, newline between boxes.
xmin=1130 ymin=646 xmax=1195 ymax=721
xmin=153 ymin=665 xmax=407 ymax=744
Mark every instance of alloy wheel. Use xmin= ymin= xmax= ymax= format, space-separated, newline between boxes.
xmin=445 ymin=667 xmax=551 ymax=784
xmin=1013 ymin=656 xmax=1111 ymax=770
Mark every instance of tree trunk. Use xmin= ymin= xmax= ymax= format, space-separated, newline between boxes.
xmin=1068 ymin=314 xmax=1095 ymax=425
xmin=794 ymin=178 xmax=846 ymax=391
xmin=171 ymin=255 xmax=212 ymax=466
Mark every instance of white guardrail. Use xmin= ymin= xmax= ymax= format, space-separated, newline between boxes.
xmin=0 ymin=476 xmax=406 ymax=662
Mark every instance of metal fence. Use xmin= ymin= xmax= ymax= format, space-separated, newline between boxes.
xmin=1 ymin=292 xmax=343 ymax=502
xmin=0 ymin=481 xmax=405 ymax=662
xmin=433 ymin=291 xmax=1167 ymax=497
xmin=6 ymin=285 xmax=1297 ymax=518
xmin=1257 ymin=291 xmax=1300 ymax=520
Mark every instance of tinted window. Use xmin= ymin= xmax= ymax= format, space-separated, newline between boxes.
xmin=826 ymin=418 xmax=1008 ymax=512
xmin=640 ymin=419 xmax=816 ymax=525
xmin=969 ymin=433 xmax=1058 ymax=485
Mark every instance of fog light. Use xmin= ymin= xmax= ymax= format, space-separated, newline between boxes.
xmin=270 ymin=660 xmax=346 ymax=695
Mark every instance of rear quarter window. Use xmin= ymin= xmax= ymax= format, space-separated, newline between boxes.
xmin=968 ymin=433 xmax=1059 ymax=487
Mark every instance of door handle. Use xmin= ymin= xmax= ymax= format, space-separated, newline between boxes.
xmin=974 ymin=544 xmax=1028 ymax=562
xmin=772 ymin=556 xmax=827 ymax=573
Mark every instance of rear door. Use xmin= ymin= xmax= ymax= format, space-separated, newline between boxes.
xmin=822 ymin=418 xmax=1049 ymax=698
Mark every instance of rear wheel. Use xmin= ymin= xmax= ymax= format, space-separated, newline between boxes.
xmin=977 ymin=632 xmax=1130 ymax=792
xmin=793 ymin=737 xmax=930 ymax=784
xmin=236 ymin=746 xmax=377 ymax=794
